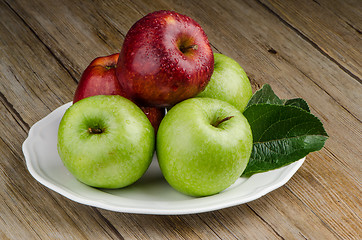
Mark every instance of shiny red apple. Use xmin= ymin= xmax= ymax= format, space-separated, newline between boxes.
xmin=73 ymin=53 xmax=122 ymax=103
xmin=116 ymin=10 xmax=214 ymax=107
xmin=73 ymin=53 xmax=164 ymax=131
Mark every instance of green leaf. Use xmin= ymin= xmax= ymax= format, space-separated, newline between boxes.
xmin=242 ymin=104 xmax=328 ymax=177
xmin=283 ymin=98 xmax=310 ymax=112
xmin=245 ymin=84 xmax=310 ymax=112
xmin=242 ymin=84 xmax=326 ymax=176
xmin=246 ymin=84 xmax=283 ymax=108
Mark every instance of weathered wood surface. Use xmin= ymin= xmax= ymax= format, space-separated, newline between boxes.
xmin=0 ymin=0 xmax=361 ymax=239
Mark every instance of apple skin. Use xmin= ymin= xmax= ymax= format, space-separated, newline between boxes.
xmin=140 ymin=106 xmax=165 ymax=132
xmin=73 ymin=53 xmax=122 ymax=103
xmin=57 ymin=95 xmax=155 ymax=189
xmin=73 ymin=53 xmax=165 ymax=131
xmin=197 ymin=53 xmax=252 ymax=112
xmin=116 ymin=10 xmax=214 ymax=107
xmin=156 ymin=98 xmax=253 ymax=197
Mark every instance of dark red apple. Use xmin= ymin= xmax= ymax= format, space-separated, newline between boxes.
xmin=73 ymin=53 xmax=164 ymax=131
xmin=116 ymin=10 xmax=214 ymax=107
xmin=73 ymin=53 xmax=122 ymax=103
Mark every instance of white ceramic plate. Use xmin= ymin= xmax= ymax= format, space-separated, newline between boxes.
xmin=22 ymin=102 xmax=305 ymax=215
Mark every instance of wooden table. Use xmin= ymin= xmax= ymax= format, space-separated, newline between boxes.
xmin=1 ymin=0 xmax=360 ymax=239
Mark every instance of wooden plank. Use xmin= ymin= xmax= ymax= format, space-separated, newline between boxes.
xmin=0 ymin=102 xmax=124 ymax=239
xmin=286 ymin=151 xmax=362 ymax=239
xmin=260 ymin=0 xmax=362 ymax=80
xmin=3 ymin=0 xmax=128 ymax=82
xmin=0 ymin=2 xmax=124 ymax=239
xmin=99 ymin=205 xmax=284 ymax=239
xmin=315 ymin=0 xmax=362 ymax=30
xmin=0 ymin=3 xmax=75 ymax=124
xmin=247 ymin=187 xmax=339 ymax=239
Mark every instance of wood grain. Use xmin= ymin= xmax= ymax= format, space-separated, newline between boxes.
xmin=0 ymin=2 xmax=128 ymax=239
xmin=260 ymin=0 xmax=362 ymax=80
xmin=0 ymin=0 xmax=360 ymax=239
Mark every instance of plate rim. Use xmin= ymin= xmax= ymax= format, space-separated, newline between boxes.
xmin=22 ymin=102 xmax=305 ymax=215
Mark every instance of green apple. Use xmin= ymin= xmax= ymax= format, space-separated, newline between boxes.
xmin=156 ymin=98 xmax=253 ymax=197
xmin=57 ymin=95 xmax=155 ymax=189
xmin=197 ymin=53 xmax=252 ymax=112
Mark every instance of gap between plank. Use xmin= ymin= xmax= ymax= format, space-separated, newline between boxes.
xmin=4 ymin=1 xmax=79 ymax=85
xmin=276 ymin=53 xmax=361 ymax=123
xmin=0 ymin=91 xmax=30 ymax=132
xmin=345 ymin=21 xmax=362 ymax=35
xmin=246 ymin=204 xmax=285 ymax=240
xmin=196 ymin=212 xmax=235 ymax=239
xmin=256 ymin=0 xmax=362 ymax=85
xmin=283 ymin=185 xmax=343 ymax=239
xmin=91 ymin=208 xmax=125 ymax=240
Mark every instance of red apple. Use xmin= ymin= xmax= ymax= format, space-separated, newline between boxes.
xmin=73 ymin=53 xmax=122 ymax=103
xmin=116 ymin=10 xmax=214 ymax=107
xmin=73 ymin=53 xmax=164 ymax=131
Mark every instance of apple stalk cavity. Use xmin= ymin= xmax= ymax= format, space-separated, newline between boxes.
xmin=88 ymin=127 xmax=103 ymax=134
xmin=212 ymin=116 xmax=234 ymax=128
xmin=179 ymin=44 xmax=198 ymax=53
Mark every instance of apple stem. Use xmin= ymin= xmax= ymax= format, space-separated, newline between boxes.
xmin=212 ymin=116 xmax=234 ymax=128
xmin=180 ymin=44 xmax=198 ymax=53
xmin=88 ymin=127 xmax=103 ymax=134
xmin=105 ymin=64 xmax=116 ymax=70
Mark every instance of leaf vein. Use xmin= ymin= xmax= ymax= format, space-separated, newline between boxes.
xmin=253 ymin=134 xmax=327 ymax=144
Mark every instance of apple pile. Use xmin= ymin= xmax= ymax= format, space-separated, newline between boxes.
xmin=57 ymin=10 xmax=253 ymax=197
